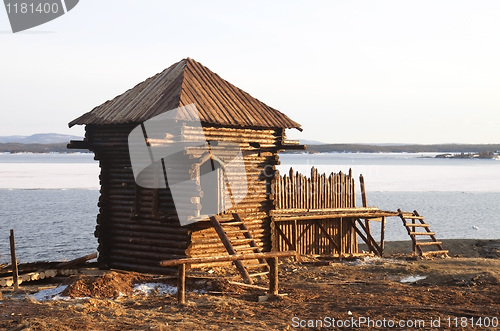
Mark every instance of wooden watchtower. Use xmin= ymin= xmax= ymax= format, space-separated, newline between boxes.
xmin=68 ymin=58 xmax=303 ymax=274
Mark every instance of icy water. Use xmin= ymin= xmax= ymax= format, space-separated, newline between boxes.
xmin=0 ymin=152 xmax=499 ymax=263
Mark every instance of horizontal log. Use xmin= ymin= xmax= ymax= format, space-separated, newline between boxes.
xmin=109 ymin=242 xmax=187 ymax=256
xmin=109 ymin=222 xmax=188 ymax=235
xmin=107 ymin=229 xmax=188 ymax=243
xmin=108 ymin=218 xmax=186 ymax=229
xmin=160 ymin=250 xmax=297 ymax=267
xmin=111 ymin=235 xmax=189 ymax=248
xmin=108 ymin=249 xmax=184 ymax=261
xmin=108 ymin=262 xmax=176 ymax=275
xmin=56 ymin=252 xmax=98 ymax=269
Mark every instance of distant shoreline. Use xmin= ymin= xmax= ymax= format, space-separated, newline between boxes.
xmin=297 ymin=143 xmax=500 ymax=155
xmin=0 ymin=143 xmax=89 ymax=154
xmin=2 ymin=142 xmax=500 ymax=156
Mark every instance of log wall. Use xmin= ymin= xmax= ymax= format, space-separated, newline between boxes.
xmin=86 ymin=124 xmax=281 ymax=274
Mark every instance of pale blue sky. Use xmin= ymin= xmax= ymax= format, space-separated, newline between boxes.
xmin=1 ymin=0 xmax=499 ymax=143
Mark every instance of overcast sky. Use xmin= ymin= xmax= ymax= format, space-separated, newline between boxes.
xmin=1 ymin=0 xmax=499 ymax=144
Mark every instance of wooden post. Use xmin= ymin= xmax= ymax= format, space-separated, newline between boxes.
xmin=9 ymin=229 xmax=19 ymax=290
xmin=380 ymin=217 xmax=386 ymax=257
xmin=293 ymin=220 xmax=298 ymax=253
xmin=268 ymin=257 xmax=278 ymax=296
xmin=177 ymin=263 xmax=186 ymax=305
xmin=359 ymin=174 xmax=372 ymax=253
xmin=339 ymin=217 xmax=343 ymax=261
xmin=359 ymin=174 xmax=367 ymax=207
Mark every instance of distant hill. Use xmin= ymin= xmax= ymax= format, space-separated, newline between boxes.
xmin=0 ymin=133 xmax=88 ymax=153
xmin=0 ymin=143 xmax=73 ymax=153
xmin=303 ymin=143 xmax=500 ymax=154
xmin=299 ymin=139 xmax=326 ymax=145
xmin=0 ymin=133 xmax=82 ymax=144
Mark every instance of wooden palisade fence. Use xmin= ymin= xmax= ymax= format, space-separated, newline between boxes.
xmin=274 ymin=167 xmax=355 ymax=209
xmin=272 ymin=167 xmax=358 ymax=256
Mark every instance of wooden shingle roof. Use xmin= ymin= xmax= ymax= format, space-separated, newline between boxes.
xmin=69 ymin=58 xmax=301 ymax=130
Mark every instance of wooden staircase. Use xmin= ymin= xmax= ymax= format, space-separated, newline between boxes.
xmin=398 ymin=209 xmax=448 ymax=257
xmin=210 ymin=213 xmax=269 ymax=284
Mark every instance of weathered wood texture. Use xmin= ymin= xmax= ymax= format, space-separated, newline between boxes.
xmin=272 ymin=168 xmax=358 ymax=255
xmin=86 ymin=124 xmax=281 ymax=274
xmin=274 ymin=167 xmax=355 ymax=209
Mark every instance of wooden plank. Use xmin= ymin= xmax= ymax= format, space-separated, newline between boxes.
xmin=410 ymin=232 xmax=436 ymax=236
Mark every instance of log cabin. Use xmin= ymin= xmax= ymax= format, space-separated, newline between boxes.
xmin=68 ymin=58 xmax=307 ymax=274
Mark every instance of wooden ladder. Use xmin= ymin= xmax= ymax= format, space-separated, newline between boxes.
xmin=210 ymin=213 xmax=269 ymax=284
xmin=398 ymin=209 xmax=448 ymax=257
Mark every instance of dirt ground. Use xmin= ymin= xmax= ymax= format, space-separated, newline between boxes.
xmin=1 ymin=239 xmax=499 ymax=330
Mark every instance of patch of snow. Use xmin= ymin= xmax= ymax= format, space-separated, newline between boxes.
xmin=133 ymin=282 xmax=207 ymax=296
xmin=400 ymin=275 xmax=427 ymax=283
xmin=31 ymin=285 xmax=69 ymax=301
xmin=134 ymin=283 xmax=177 ymax=295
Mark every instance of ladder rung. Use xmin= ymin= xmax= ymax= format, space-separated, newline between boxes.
xmin=405 ymin=223 xmax=430 ymax=228
xmin=400 ymin=213 xmax=425 ymax=220
xmin=421 ymin=250 xmax=448 ymax=256
xmin=416 ymin=241 xmax=442 ymax=246
xmin=410 ymin=232 xmax=435 ymax=236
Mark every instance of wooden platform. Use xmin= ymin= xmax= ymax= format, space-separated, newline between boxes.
xmin=271 ymin=207 xmax=399 ymax=221
xmin=271 ymin=207 xmax=445 ymax=258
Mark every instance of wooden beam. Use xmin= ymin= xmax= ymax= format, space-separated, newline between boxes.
xmin=209 ymin=216 xmax=252 ymax=284
xmin=232 ymin=213 xmax=268 ymax=269
xmin=56 ymin=252 xmax=97 ymax=269
xmin=274 ymin=223 xmax=295 ymax=251
xmin=271 ymin=207 xmax=380 ymax=215
xmin=359 ymin=174 xmax=372 ymax=253
xmin=316 ymin=221 xmax=340 ymax=252
xmin=160 ymin=251 xmax=297 ymax=267
xmin=353 ymin=220 xmax=382 ymax=256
